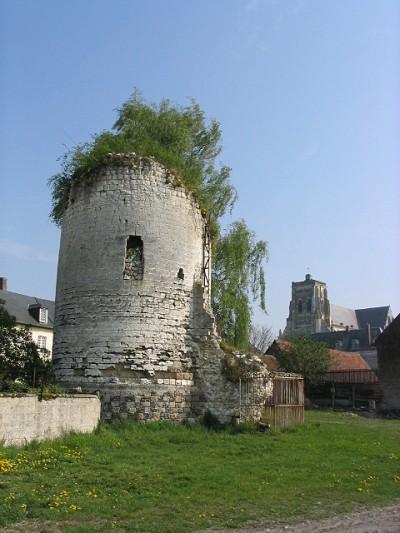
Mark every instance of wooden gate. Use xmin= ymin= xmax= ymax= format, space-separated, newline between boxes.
xmin=262 ymin=374 xmax=304 ymax=430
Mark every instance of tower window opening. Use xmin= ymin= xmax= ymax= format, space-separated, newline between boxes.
xmin=297 ymin=299 xmax=303 ymax=313
xmin=124 ymin=236 xmax=143 ymax=280
xmin=307 ymin=298 xmax=312 ymax=313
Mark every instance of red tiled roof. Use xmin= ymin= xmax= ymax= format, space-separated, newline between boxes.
xmin=328 ymin=349 xmax=370 ymax=371
xmin=268 ymin=339 xmax=292 ymax=352
xmin=267 ymin=339 xmax=370 ymax=372
xmin=259 ymin=354 xmax=280 ymax=370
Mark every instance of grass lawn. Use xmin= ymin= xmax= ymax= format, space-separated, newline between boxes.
xmin=1 ymin=410 xmax=400 ymax=532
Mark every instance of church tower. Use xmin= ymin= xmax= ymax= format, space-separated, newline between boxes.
xmin=284 ymin=274 xmax=331 ymax=337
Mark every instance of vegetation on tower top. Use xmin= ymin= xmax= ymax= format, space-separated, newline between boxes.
xmin=49 ymin=90 xmax=236 ymax=229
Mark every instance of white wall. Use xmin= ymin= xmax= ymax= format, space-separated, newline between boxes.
xmin=0 ymin=394 xmax=100 ymax=447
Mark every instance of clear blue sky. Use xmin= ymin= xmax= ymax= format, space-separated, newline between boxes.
xmin=1 ymin=0 xmax=399 ymax=335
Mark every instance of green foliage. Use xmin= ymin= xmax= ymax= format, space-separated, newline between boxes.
xmin=274 ymin=337 xmax=332 ymax=389
xmin=0 ymin=381 xmax=64 ymax=397
xmin=0 ymin=301 xmax=51 ymax=388
xmin=212 ymin=220 xmax=268 ymax=349
xmin=202 ymin=410 xmax=225 ymax=430
xmin=0 ymin=326 xmax=51 ymax=388
xmin=49 ymin=90 xmax=236 ymax=228
xmin=0 ymin=413 xmax=400 ymax=531
xmin=0 ymin=298 xmax=16 ymax=329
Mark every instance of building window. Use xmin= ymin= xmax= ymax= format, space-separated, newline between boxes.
xmin=351 ymin=339 xmax=360 ymax=350
xmin=123 ymin=236 xmax=144 ymax=280
xmin=39 ymin=308 xmax=48 ymax=324
xmin=297 ymin=299 xmax=303 ymax=313
xmin=37 ymin=336 xmax=47 ymax=350
xmin=307 ymin=298 xmax=312 ymax=313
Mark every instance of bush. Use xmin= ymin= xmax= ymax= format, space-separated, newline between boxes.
xmin=0 ymin=326 xmax=52 ymax=389
xmin=202 ymin=410 xmax=225 ymax=430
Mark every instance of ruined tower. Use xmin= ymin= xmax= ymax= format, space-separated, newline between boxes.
xmin=284 ymin=274 xmax=331 ymax=337
xmin=53 ymin=154 xmax=236 ymax=421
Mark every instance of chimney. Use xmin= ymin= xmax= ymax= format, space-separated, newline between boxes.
xmin=366 ymin=323 xmax=372 ymax=346
xmin=0 ymin=277 xmax=7 ymax=291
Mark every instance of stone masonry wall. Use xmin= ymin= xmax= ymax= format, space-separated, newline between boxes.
xmin=53 ymin=154 xmax=258 ymax=422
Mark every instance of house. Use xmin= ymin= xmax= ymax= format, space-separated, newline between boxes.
xmin=266 ymin=339 xmax=379 ymax=408
xmin=0 ymin=277 xmax=54 ymax=357
xmin=376 ymin=313 xmax=400 ymax=411
xmin=266 ymin=339 xmax=371 ymax=373
xmin=317 ymin=349 xmax=379 ymax=409
xmin=310 ymin=327 xmax=381 ymax=369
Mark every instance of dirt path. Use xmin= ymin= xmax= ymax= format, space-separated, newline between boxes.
xmin=4 ymin=504 xmax=400 ymax=532
xmin=205 ymin=503 xmax=400 ymax=533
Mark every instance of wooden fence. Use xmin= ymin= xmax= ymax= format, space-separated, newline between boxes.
xmin=262 ymin=374 xmax=304 ymax=430
xmin=322 ymin=369 xmax=378 ymax=384
xmin=239 ymin=373 xmax=304 ymax=430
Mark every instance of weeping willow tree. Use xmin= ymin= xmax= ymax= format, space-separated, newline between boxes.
xmin=49 ymin=91 xmax=268 ymax=349
xmin=212 ymin=220 xmax=268 ymax=350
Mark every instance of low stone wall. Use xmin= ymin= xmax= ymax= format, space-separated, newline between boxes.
xmin=0 ymin=394 xmax=100 ymax=447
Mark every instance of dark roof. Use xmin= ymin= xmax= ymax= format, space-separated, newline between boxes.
xmin=0 ymin=290 xmax=54 ymax=330
xmin=311 ymin=328 xmax=380 ymax=351
xmin=355 ymin=306 xmax=392 ymax=330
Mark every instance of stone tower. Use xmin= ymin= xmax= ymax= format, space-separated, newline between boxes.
xmin=284 ymin=274 xmax=331 ymax=337
xmin=53 ymin=154 xmax=241 ymax=421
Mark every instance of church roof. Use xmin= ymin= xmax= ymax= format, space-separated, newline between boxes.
xmin=330 ymin=305 xmax=391 ymax=330
xmin=330 ymin=304 xmax=358 ymax=328
xmin=355 ymin=306 xmax=392 ymax=329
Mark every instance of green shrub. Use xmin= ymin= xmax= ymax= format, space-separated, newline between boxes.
xmin=202 ymin=410 xmax=225 ymax=430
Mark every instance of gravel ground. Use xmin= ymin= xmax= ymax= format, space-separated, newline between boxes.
xmin=204 ymin=503 xmax=400 ymax=533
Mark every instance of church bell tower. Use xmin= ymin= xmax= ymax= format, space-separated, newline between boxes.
xmin=283 ymin=274 xmax=331 ymax=337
